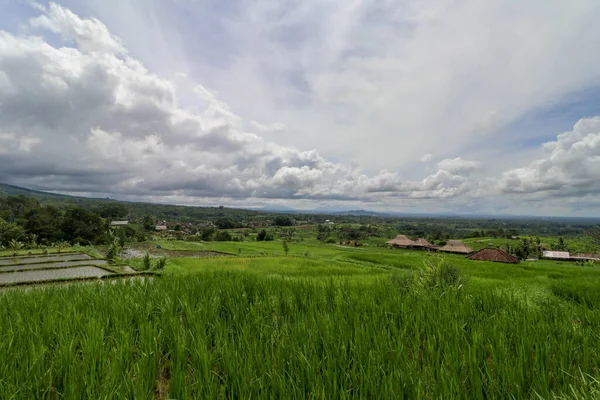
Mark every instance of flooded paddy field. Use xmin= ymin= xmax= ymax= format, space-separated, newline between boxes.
xmin=0 ymin=252 xmax=142 ymax=287
xmin=0 ymin=259 xmax=108 ymax=273
xmin=0 ymin=266 xmax=113 ymax=285
xmin=0 ymin=253 xmax=92 ymax=266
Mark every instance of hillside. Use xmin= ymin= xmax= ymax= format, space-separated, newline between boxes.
xmin=0 ymin=183 xmax=76 ymax=199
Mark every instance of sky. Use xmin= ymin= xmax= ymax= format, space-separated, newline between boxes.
xmin=1 ymin=1 xmax=600 ymax=216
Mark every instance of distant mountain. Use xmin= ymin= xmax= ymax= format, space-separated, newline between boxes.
xmin=0 ymin=183 xmax=74 ymax=199
xmin=330 ymin=209 xmax=384 ymax=217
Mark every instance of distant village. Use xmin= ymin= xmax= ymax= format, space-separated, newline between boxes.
xmin=386 ymin=234 xmax=600 ymax=264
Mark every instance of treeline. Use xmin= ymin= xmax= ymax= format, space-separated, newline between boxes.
xmin=0 ymin=196 xmax=147 ymax=247
xmin=316 ymin=224 xmax=396 ymax=243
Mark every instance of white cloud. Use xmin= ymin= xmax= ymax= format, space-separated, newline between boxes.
xmin=420 ymin=154 xmax=432 ymax=163
xmin=1 ymin=3 xmax=600 ymax=215
xmin=499 ymin=117 xmax=600 ymax=196
xmin=29 ymin=2 xmax=126 ymax=54
xmin=437 ymin=157 xmax=479 ymax=175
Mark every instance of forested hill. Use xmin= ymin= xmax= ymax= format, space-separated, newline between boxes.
xmin=0 ymin=183 xmax=269 ymax=224
xmin=0 ymin=183 xmax=76 ymax=199
xmin=0 ymin=183 xmax=393 ymax=225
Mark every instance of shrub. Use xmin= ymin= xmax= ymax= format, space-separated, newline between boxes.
xmin=416 ymin=259 xmax=465 ymax=291
xmin=282 ymin=241 xmax=290 ymax=256
xmin=153 ymin=257 xmax=168 ymax=271
xmin=142 ymin=251 xmax=152 ymax=271
xmin=215 ymin=231 xmax=232 ymax=242
xmin=257 ymin=229 xmax=274 ymax=242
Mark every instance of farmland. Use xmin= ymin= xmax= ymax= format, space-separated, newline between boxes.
xmin=1 ymin=238 xmax=600 ymax=398
xmin=2 ymin=190 xmax=600 ymax=397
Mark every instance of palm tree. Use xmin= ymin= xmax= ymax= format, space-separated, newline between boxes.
xmin=9 ymin=239 xmax=24 ymax=257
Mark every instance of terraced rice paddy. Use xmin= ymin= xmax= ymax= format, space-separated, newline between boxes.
xmin=0 ymin=252 xmax=130 ymax=287
xmin=0 ymin=259 xmax=108 ymax=273
xmin=0 ymin=266 xmax=113 ymax=285
xmin=0 ymin=253 xmax=92 ymax=266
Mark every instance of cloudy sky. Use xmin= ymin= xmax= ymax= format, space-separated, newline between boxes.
xmin=1 ymin=1 xmax=600 ymax=216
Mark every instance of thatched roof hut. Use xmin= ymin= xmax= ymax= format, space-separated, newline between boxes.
xmin=439 ymin=240 xmax=473 ymax=254
xmin=413 ymin=238 xmax=434 ymax=248
xmin=467 ymin=248 xmax=519 ymax=264
xmin=386 ymin=235 xmax=415 ymax=248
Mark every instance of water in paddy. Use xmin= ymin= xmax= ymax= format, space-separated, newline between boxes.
xmin=0 ymin=267 xmax=113 ymax=285
xmin=0 ymin=260 xmax=108 ymax=273
xmin=0 ymin=254 xmax=92 ymax=266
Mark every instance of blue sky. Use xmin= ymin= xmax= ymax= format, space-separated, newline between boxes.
xmin=1 ymin=1 xmax=600 ymax=216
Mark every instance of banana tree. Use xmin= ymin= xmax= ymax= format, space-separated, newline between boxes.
xmin=9 ymin=239 xmax=24 ymax=257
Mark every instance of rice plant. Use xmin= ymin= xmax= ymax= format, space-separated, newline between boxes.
xmin=141 ymin=251 xmax=152 ymax=270
xmin=153 ymin=256 xmax=168 ymax=271
xmin=0 ymin=270 xmax=598 ymax=399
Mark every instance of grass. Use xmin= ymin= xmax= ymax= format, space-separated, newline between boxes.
xmin=1 ymin=239 xmax=600 ymax=398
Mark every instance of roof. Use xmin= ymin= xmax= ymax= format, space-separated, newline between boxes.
xmin=386 ymin=235 xmax=415 ymax=247
xmin=571 ymin=253 xmax=600 ymax=262
xmin=439 ymin=240 xmax=473 ymax=254
xmin=413 ymin=238 xmax=434 ymax=248
xmin=155 ymin=225 xmax=168 ymax=231
xmin=542 ymin=251 xmax=570 ymax=259
xmin=467 ymin=248 xmax=519 ymax=264
xmin=110 ymin=220 xmax=128 ymax=226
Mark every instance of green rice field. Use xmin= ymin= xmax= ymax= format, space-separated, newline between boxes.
xmin=1 ymin=240 xmax=599 ymax=398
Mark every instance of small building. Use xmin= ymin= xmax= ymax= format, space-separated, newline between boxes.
xmin=155 ymin=225 xmax=168 ymax=232
xmin=412 ymin=238 xmax=435 ymax=249
xmin=439 ymin=240 xmax=473 ymax=254
xmin=324 ymin=220 xmax=335 ymax=225
xmin=386 ymin=235 xmax=415 ymax=248
xmin=467 ymin=248 xmax=519 ymax=264
xmin=542 ymin=251 xmax=570 ymax=260
xmin=110 ymin=220 xmax=129 ymax=227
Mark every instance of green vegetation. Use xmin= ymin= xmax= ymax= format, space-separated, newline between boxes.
xmin=1 ymin=249 xmax=600 ymax=398
xmin=2 ymin=186 xmax=600 ymax=397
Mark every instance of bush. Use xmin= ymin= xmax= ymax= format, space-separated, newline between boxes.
xmin=142 ymin=251 xmax=152 ymax=271
xmin=274 ymin=216 xmax=293 ymax=226
xmin=214 ymin=230 xmax=232 ymax=242
xmin=153 ymin=257 xmax=168 ymax=271
xmin=416 ymin=259 xmax=465 ymax=291
xmin=257 ymin=229 xmax=274 ymax=242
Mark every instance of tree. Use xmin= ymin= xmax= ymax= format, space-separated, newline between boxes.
xmin=282 ymin=240 xmax=290 ymax=256
xmin=274 ymin=215 xmax=293 ymax=227
xmin=142 ymin=215 xmax=156 ymax=232
xmin=0 ymin=195 xmax=40 ymax=222
xmin=61 ymin=208 xmax=105 ymax=243
xmin=24 ymin=206 xmax=63 ymax=244
xmin=200 ymin=227 xmax=217 ymax=241
xmin=215 ymin=230 xmax=232 ymax=241
xmin=97 ymin=203 xmax=129 ymax=219
xmin=9 ymin=239 xmax=24 ymax=256
xmin=279 ymin=228 xmax=296 ymax=241
xmin=257 ymin=229 xmax=273 ymax=241
xmin=216 ymin=217 xmax=236 ymax=230
xmin=0 ymin=218 xmax=25 ymax=246
xmin=316 ymin=225 xmax=332 ymax=241
xmin=552 ymin=237 xmax=568 ymax=252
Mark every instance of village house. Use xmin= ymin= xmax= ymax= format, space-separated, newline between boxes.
xmin=386 ymin=235 xmax=415 ymax=248
xmin=110 ymin=220 xmax=129 ymax=227
xmin=438 ymin=240 xmax=473 ymax=254
xmin=467 ymin=248 xmax=519 ymax=264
